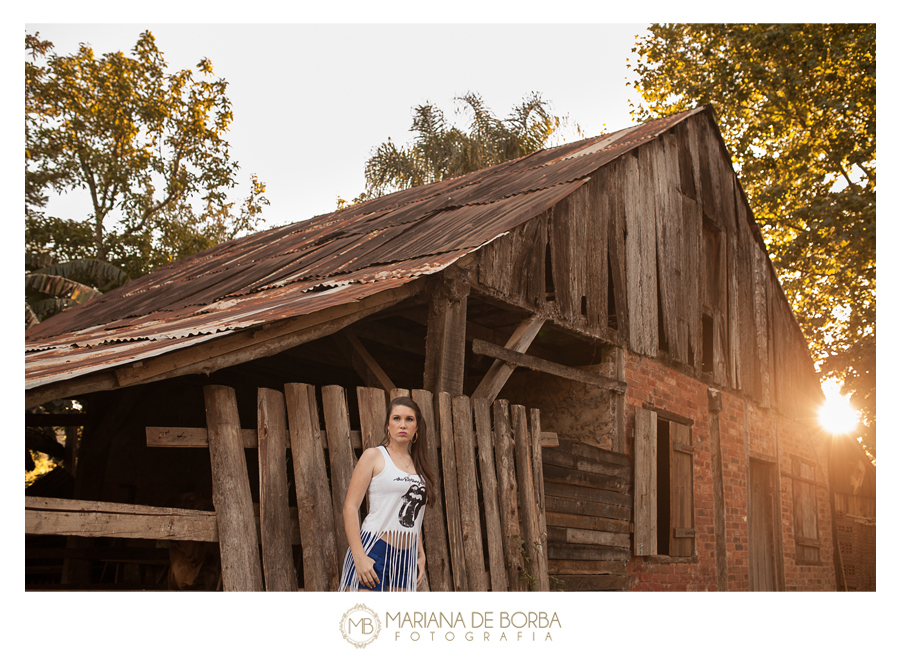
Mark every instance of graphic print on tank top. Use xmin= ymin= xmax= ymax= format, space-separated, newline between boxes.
xmin=397 ymin=478 xmax=426 ymax=528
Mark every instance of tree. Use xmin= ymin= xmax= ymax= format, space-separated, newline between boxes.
xmin=25 ymin=31 xmax=268 ymax=280
xmin=352 ymin=92 xmax=580 ymax=200
xmin=26 ymin=252 xmax=131 ymax=329
xmin=628 ymin=24 xmax=876 ymax=457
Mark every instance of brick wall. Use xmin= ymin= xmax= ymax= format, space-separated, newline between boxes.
xmin=623 ymin=351 xmax=836 ymax=591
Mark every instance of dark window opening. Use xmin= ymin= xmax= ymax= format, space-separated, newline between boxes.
xmin=702 ymin=313 xmax=714 ymax=373
xmin=545 ymin=241 xmax=555 ymax=302
xmin=581 ymin=295 xmax=588 ymax=318
xmin=657 ymin=418 xmax=671 ymax=556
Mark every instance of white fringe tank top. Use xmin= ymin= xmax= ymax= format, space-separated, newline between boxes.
xmin=338 ymin=445 xmax=426 ymax=591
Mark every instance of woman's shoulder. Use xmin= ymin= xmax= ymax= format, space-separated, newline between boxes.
xmin=358 ymin=446 xmax=386 ymax=475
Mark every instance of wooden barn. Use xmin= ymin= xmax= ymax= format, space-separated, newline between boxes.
xmin=25 ymin=105 xmax=868 ymax=592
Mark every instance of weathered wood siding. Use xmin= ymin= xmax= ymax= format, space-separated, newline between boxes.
xmin=474 ymin=112 xmax=819 ymax=419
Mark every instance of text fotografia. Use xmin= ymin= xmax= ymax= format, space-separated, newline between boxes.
xmin=387 ymin=611 xmax=560 ymax=642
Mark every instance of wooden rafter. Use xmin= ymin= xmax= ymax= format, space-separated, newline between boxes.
xmin=471 ymin=339 xmax=627 ymax=393
xmin=472 ymin=315 xmax=544 ymax=403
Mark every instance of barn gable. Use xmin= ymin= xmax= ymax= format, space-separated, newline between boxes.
xmin=26 ymin=106 xmax=860 ymax=593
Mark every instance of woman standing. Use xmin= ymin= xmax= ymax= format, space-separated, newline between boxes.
xmin=339 ymin=397 xmax=435 ymax=591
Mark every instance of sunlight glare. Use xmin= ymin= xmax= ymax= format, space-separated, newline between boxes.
xmin=818 ymin=379 xmax=860 ymax=435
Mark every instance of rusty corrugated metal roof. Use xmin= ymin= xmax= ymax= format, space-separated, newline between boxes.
xmin=25 ymin=107 xmax=708 ymax=392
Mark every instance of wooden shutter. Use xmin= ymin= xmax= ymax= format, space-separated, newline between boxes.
xmin=791 ymin=457 xmax=820 ymax=562
xmin=669 ymin=422 xmax=695 ymax=557
xmin=634 ymin=407 xmax=657 ymax=556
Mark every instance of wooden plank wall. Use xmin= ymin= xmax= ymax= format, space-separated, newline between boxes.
xmin=473 ymin=112 xmax=820 ymax=418
xmin=542 ymin=439 xmax=633 ymax=591
xmin=27 ymin=384 xmax=549 ymax=593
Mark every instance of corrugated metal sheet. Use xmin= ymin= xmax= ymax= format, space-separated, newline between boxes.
xmin=25 ymin=107 xmax=707 ymax=391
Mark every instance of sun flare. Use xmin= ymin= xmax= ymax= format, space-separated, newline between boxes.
xmin=818 ymin=379 xmax=860 ymax=435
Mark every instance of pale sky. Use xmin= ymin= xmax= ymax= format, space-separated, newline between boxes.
xmin=25 ymin=22 xmax=648 ymax=229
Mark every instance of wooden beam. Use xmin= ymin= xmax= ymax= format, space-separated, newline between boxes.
xmin=321 ymin=385 xmax=358 ymax=565
xmin=471 ymin=339 xmax=627 ymax=393
xmin=257 ymin=388 xmax=298 ymax=591
xmin=423 ymin=270 xmax=470 ymax=395
xmin=146 ymin=426 xmax=362 ymax=450
xmin=493 ymin=399 xmax=525 ymax=590
xmin=472 ymin=316 xmax=544 ymax=403
xmin=284 ymin=383 xmax=340 ymax=591
xmin=438 ymin=392 xmax=467 ymax=591
xmin=25 ymin=500 xmax=218 ymax=542
xmin=452 ymin=395 xmax=488 ymax=591
xmin=204 ymin=385 xmax=264 ymax=591
xmin=334 ymin=329 xmax=396 ymax=391
xmin=412 ymin=389 xmax=452 ymax=591
xmin=473 ymin=397 xmax=509 ymax=592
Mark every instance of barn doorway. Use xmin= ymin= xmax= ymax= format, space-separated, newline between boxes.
xmin=749 ymin=459 xmax=777 ymax=591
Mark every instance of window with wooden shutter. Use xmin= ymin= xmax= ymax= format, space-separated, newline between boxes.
xmin=791 ymin=456 xmax=820 ymax=563
xmin=634 ymin=407 xmax=695 ymax=557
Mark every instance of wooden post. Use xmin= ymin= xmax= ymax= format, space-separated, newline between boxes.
xmin=438 ymin=391 xmax=468 ymax=590
xmin=322 ymin=385 xmax=357 ymax=564
xmin=473 ymin=397 xmax=509 ymax=592
xmin=493 ymin=399 xmax=525 ymax=590
xmin=285 ymin=383 xmax=340 ymax=591
xmin=412 ymin=389 xmax=452 ymax=592
xmin=357 ymin=386 xmax=387 ymax=451
xmin=529 ymin=407 xmax=550 ymax=591
xmin=257 ymin=388 xmax=298 ymax=591
xmin=472 ymin=316 xmax=544 ymax=403
xmin=452 ymin=395 xmax=488 ymax=591
xmin=204 ymin=385 xmax=263 ymax=591
xmin=423 ymin=269 xmax=470 ymax=395
xmin=512 ymin=404 xmax=542 ymax=590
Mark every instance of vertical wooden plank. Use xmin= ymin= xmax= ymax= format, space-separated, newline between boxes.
xmin=473 ymin=397 xmax=509 ymax=591
xmin=357 ymin=386 xmax=387 ymax=451
xmin=652 ymin=137 xmax=680 ymax=360
xmin=493 ymin=399 xmax=526 ymax=590
xmin=625 ymin=148 xmax=659 ymax=356
xmin=423 ymin=269 xmax=470 ymax=395
xmin=683 ymin=195 xmax=703 ymax=371
xmin=513 ymin=404 xmax=542 ymax=590
xmin=438 ymin=391 xmax=467 ymax=590
xmin=322 ymin=385 xmax=357 ymax=565
xmin=633 ymin=406 xmax=658 ymax=556
xmin=752 ymin=248 xmax=771 ymax=406
xmin=669 ymin=422 xmax=694 ymax=558
xmin=257 ymin=388 xmax=297 ymax=591
xmin=585 ymin=176 xmax=609 ymax=331
xmin=285 ymin=383 xmax=339 ymax=591
xmin=412 ymin=389 xmax=452 ymax=592
xmin=529 ymin=407 xmax=550 ymax=592
xmin=452 ymin=395 xmax=488 ymax=591
xmin=204 ymin=385 xmax=263 ymax=591
xmin=390 ymin=388 xmax=410 ymax=400
xmin=607 ymin=161 xmax=629 ymax=336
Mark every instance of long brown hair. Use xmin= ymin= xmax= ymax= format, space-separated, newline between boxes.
xmin=382 ymin=396 xmax=436 ymax=508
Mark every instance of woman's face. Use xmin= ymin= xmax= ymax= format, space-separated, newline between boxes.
xmin=387 ymin=405 xmax=418 ymax=445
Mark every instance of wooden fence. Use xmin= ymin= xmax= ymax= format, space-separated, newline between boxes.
xmin=26 ymin=384 xmax=551 ymax=592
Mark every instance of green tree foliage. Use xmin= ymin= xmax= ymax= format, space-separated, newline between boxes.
xmin=25 ymin=31 xmax=268 ymax=280
xmin=353 ymin=92 xmax=579 ymax=200
xmin=628 ymin=24 xmax=875 ymax=456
